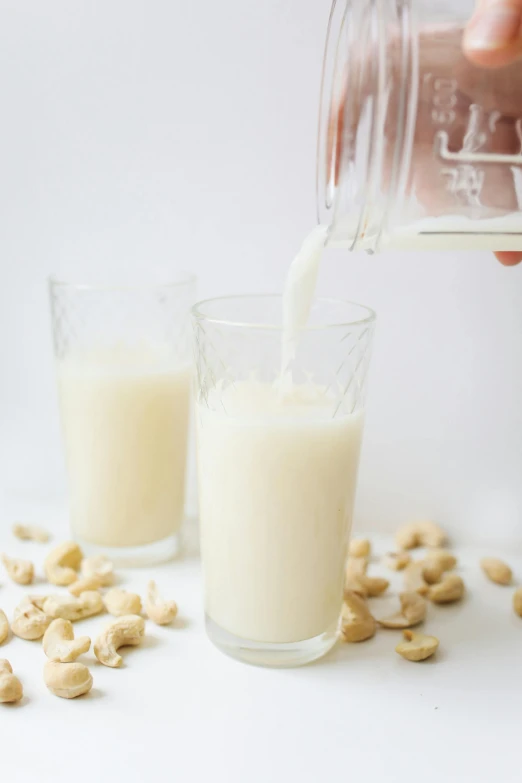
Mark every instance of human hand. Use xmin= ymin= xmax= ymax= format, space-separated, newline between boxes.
xmin=464 ymin=0 xmax=522 ymax=265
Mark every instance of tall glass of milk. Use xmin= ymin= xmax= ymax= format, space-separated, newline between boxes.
xmin=192 ymin=295 xmax=375 ymax=666
xmin=49 ymin=273 xmax=196 ymax=565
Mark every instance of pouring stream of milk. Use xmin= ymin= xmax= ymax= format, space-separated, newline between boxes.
xmin=280 ymin=225 xmax=329 ymax=383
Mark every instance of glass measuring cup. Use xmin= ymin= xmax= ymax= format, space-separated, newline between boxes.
xmin=317 ymin=0 xmax=522 ymax=252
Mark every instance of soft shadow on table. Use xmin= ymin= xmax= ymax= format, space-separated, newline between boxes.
xmin=83 ymin=687 xmax=104 ymax=701
xmin=180 ymin=518 xmax=200 ymax=560
xmin=169 ymin=615 xmax=191 ymax=631
xmin=129 ymin=634 xmax=163 ymax=652
xmin=3 ymin=694 xmax=32 ymax=709
xmin=31 ymin=574 xmax=49 ymax=587
xmin=313 ymin=635 xmax=386 ymax=667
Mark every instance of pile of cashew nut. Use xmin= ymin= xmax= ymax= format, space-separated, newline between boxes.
xmin=342 ymin=522 xmax=522 ymax=663
xmin=0 ymin=527 xmax=180 ymax=704
xmin=1 ymin=518 xmax=521 ymax=703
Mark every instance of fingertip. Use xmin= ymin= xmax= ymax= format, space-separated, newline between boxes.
xmin=463 ymin=42 xmax=522 ymax=67
xmin=496 ymin=251 xmax=522 ymax=266
xmin=463 ymin=2 xmax=522 ymax=65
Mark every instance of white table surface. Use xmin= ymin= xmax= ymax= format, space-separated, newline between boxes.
xmin=0 ymin=509 xmax=521 ymax=783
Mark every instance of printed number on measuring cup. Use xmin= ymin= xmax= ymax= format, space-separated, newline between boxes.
xmin=431 ymin=78 xmax=458 ymax=126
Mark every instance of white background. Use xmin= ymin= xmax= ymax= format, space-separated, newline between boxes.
xmin=1 ymin=0 xmax=521 ymax=544
xmin=1 ymin=2 xmax=522 ymax=780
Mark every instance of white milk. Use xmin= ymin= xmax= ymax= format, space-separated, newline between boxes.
xmin=388 ymin=214 xmax=522 ymax=251
xmin=58 ymin=347 xmax=191 ymax=548
xmin=197 ymin=381 xmax=364 ymax=644
xmin=281 ymin=225 xmax=328 ymax=376
xmin=330 ymin=213 xmax=522 ymax=251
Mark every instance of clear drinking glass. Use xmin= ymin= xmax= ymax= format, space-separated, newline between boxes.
xmin=192 ymin=295 xmax=375 ymax=667
xmin=49 ymin=273 xmax=196 ymax=565
xmin=318 ymin=0 xmax=522 ymax=252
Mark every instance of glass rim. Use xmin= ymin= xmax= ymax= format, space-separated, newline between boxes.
xmin=48 ymin=271 xmax=197 ymax=292
xmin=191 ymin=294 xmax=376 ymax=330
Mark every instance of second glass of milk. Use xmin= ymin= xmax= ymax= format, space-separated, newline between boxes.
xmin=49 ymin=273 xmax=196 ymax=565
xmin=193 ymin=295 xmax=375 ymax=666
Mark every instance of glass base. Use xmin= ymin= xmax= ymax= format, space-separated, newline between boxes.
xmin=74 ymin=532 xmax=181 ymax=567
xmin=205 ymin=614 xmax=338 ymax=668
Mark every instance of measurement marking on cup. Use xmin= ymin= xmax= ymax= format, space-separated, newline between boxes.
xmin=436 ymin=131 xmax=522 ymax=165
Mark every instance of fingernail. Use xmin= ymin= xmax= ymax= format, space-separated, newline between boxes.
xmin=466 ymin=4 xmax=522 ymax=50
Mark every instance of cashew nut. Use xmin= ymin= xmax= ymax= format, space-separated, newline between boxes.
xmin=395 ymin=630 xmax=439 ymax=662
xmin=513 ymin=587 xmax=522 ymax=618
xmin=340 ymin=591 xmax=377 ymax=642
xmin=1 ymin=553 xmax=34 ymax=586
xmin=43 ymin=591 xmax=104 ymax=622
xmin=345 ymin=557 xmax=389 ymax=597
xmin=94 ymin=615 xmax=145 ymax=668
xmin=345 ymin=556 xmax=367 ymax=594
xmin=395 ymin=521 xmax=447 ymax=550
xmin=480 ymin=557 xmax=512 ymax=586
xmin=428 ymin=574 xmax=465 ymax=604
xmin=43 ymin=619 xmax=91 ymax=662
xmin=68 ymin=575 xmax=103 ymax=597
xmin=12 ymin=596 xmax=52 ymax=640
xmin=422 ymin=561 xmax=444 ymax=585
xmin=146 ymin=581 xmax=178 ymax=625
xmin=383 ymin=551 xmax=411 ymax=571
xmin=81 ymin=555 xmax=114 ymax=587
xmin=43 ymin=660 xmax=93 ymax=699
xmin=362 ymin=576 xmax=390 ymax=597
xmin=349 ymin=538 xmax=371 ymax=559
xmin=26 ymin=595 xmax=48 ymax=611
xmin=0 ymin=660 xmax=23 ymax=703
xmin=403 ymin=561 xmax=430 ymax=596
xmin=425 ymin=549 xmax=457 ymax=571
xmin=378 ymin=592 xmax=427 ymax=629
xmin=104 ymin=589 xmax=142 ymax=617
xmin=405 ymin=557 xmax=452 ymax=593
xmin=12 ymin=523 xmax=50 ymax=543
xmin=44 ymin=541 xmax=83 ymax=586
xmin=0 ymin=610 xmax=9 ymax=645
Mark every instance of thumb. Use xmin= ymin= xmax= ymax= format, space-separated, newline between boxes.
xmin=463 ymin=0 xmax=522 ymax=67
